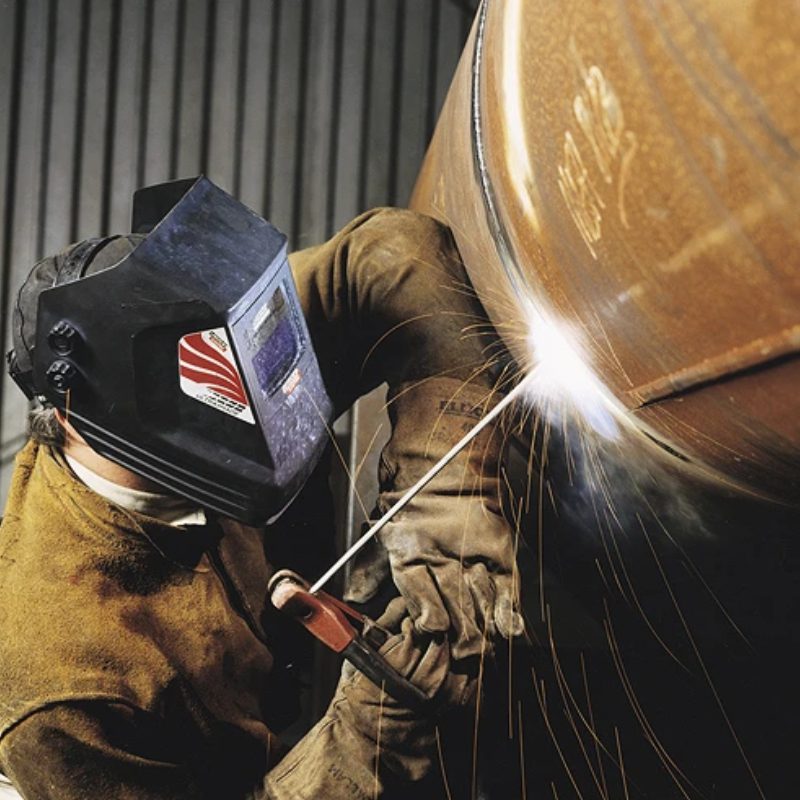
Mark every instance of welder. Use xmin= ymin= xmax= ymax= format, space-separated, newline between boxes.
xmin=0 ymin=178 xmax=521 ymax=799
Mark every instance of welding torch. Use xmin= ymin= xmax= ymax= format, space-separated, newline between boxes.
xmin=269 ymin=377 xmax=531 ymax=707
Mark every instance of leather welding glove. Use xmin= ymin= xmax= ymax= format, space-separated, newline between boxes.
xmin=261 ymin=598 xmax=472 ymax=800
xmin=346 ymin=377 xmax=524 ymax=662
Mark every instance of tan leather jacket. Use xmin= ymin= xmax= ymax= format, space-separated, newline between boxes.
xmin=0 ymin=209 xmax=503 ymax=799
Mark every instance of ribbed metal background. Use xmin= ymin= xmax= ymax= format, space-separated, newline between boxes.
xmin=0 ymin=0 xmax=476 ymax=500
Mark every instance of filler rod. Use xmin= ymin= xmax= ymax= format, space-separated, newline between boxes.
xmin=310 ymin=374 xmax=534 ymax=594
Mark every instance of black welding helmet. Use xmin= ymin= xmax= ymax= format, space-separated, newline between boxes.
xmin=8 ymin=176 xmax=333 ymax=524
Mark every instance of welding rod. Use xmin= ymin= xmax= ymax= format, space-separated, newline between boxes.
xmin=310 ymin=374 xmax=534 ymax=594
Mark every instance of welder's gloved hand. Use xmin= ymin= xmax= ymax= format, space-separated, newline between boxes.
xmin=262 ymin=598 xmax=472 ymax=800
xmin=346 ymin=378 xmax=524 ymax=662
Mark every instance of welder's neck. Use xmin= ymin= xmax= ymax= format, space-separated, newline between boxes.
xmin=63 ymin=452 xmax=206 ymax=526
xmin=59 ymin=416 xmax=206 ymax=525
xmin=58 ymin=413 xmax=163 ymax=493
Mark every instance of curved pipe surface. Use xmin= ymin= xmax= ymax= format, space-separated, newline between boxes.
xmin=412 ymin=0 xmax=800 ymax=505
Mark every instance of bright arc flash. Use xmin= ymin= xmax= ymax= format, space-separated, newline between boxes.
xmin=522 ymin=299 xmax=621 ymax=440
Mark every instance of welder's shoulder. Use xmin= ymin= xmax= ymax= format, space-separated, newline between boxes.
xmin=0 ymin=442 xmax=44 ymax=563
xmin=350 ymin=206 xmax=448 ymax=234
xmin=288 ymin=207 xmax=464 ymax=319
xmin=345 ymin=207 xmax=458 ymax=257
xmin=0 ymin=440 xmax=38 ymax=508
xmin=0 ymin=446 xmax=174 ymax=743
xmin=289 ymin=208 xmax=457 ymax=268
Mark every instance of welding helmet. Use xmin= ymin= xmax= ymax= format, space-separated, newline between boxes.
xmin=7 ymin=177 xmax=333 ymax=524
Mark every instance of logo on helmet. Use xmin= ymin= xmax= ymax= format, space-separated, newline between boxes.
xmin=178 ymin=328 xmax=255 ymax=424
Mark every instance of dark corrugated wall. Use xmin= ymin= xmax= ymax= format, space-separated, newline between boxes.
xmin=0 ymin=0 xmax=476 ymax=501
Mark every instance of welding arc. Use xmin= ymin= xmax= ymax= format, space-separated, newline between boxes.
xmin=310 ymin=373 xmax=535 ymax=594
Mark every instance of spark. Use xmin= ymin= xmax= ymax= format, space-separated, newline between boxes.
xmin=374 ymin=681 xmax=385 ymax=800
xmin=532 ymin=664 xmax=587 ymax=799
xmin=614 ymin=727 xmax=631 ymax=800
xmin=603 ymin=601 xmax=699 ymax=799
xmin=639 ymin=520 xmax=766 ymax=799
xmin=435 ymin=726 xmax=453 ymax=800
xmin=518 ymin=700 xmax=528 ymax=800
xmin=472 ymin=614 xmax=492 ymax=800
xmin=580 ymin=654 xmax=609 ymax=798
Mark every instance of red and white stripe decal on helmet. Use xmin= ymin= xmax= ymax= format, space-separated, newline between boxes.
xmin=178 ymin=328 xmax=255 ymax=424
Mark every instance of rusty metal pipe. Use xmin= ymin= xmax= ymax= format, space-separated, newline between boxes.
xmin=412 ymin=0 xmax=800 ymax=504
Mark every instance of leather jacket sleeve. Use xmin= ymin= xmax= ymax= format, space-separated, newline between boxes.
xmin=0 ymin=703 xmax=208 ymax=800
xmin=290 ymin=208 xmax=520 ymax=659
